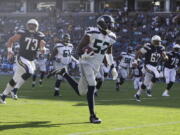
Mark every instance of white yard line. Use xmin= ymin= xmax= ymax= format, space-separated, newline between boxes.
xmin=68 ymin=121 xmax=180 ymax=135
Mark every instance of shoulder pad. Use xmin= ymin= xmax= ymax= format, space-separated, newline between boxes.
xmin=17 ymin=29 xmax=26 ymax=34
xmin=54 ymin=43 xmax=64 ymax=48
xmin=143 ymin=43 xmax=151 ymax=50
xmin=68 ymin=43 xmax=73 ymax=47
xmin=38 ymin=31 xmax=45 ymax=38
xmin=121 ymin=52 xmax=127 ymax=55
xmin=108 ymin=32 xmax=116 ymax=40
xmin=159 ymin=45 xmax=165 ymax=51
xmin=85 ymin=27 xmax=100 ymax=34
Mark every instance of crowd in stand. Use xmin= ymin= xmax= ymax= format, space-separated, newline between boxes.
xmin=0 ymin=11 xmax=179 ymax=73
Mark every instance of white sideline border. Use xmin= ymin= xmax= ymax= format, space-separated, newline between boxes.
xmin=68 ymin=121 xmax=180 ymax=135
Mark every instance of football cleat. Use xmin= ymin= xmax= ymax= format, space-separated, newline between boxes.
xmin=162 ymin=90 xmax=170 ymax=97
xmin=146 ymin=90 xmax=152 ymax=97
xmin=0 ymin=95 xmax=6 ymax=104
xmin=116 ymin=84 xmax=120 ymax=91
xmin=134 ymin=94 xmax=141 ymax=102
xmin=90 ymin=115 xmax=102 ymax=124
xmin=10 ymin=91 xmax=18 ymax=100
xmin=54 ymin=91 xmax=62 ymax=97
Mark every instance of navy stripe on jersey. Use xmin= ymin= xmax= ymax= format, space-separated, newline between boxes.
xmin=86 ymin=31 xmax=101 ymax=34
xmin=108 ymin=35 xmax=116 ymax=40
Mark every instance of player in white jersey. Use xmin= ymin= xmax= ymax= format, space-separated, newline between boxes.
xmin=47 ymin=15 xmax=118 ymax=123
xmin=50 ymin=34 xmax=78 ymax=96
xmin=116 ymin=48 xmax=135 ymax=91
xmin=32 ymin=51 xmax=48 ymax=87
xmin=131 ymin=59 xmax=143 ymax=91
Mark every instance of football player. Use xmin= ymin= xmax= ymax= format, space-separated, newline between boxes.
xmin=116 ymin=47 xmax=135 ymax=91
xmin=162 ymin=44 xmax=180 ymax=96
xmin=134 ymin=35 xmax=168 ymax=102
xmin=50 ymin=34 xmax=78 ymax=96
xmin=131 ymin=59 xmax=143 ymax=91
xmin=32 ymin=52 xmax=47 ymax=87
xmin=47 ymin=15 xmax=118 ymax=123
xmin=0 ymin=19 xmax=46 ymax=103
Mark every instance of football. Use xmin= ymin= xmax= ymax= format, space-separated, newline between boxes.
xmin=82 ymin=46 xmax=94 ymax=54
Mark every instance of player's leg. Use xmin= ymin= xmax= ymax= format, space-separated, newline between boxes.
xmin=12 ymin=57 xmax=35 ymax=99
xmin=134 ymin=77 xmax=139 ymax=91
xmin=39 ymin=71 xmax=45 ymax=85
xmin=95 ymin=78 xmax=103 ymax=96
xmin=80 ymin=64 xmax=101 ymax=123
xmin=32 ymin=73 xmax=37 ymax=87
xmin=39 ymin=64 xmax=46 ymax=85
xmin=54 ymin=75 xmax=63 ymax=96
xmin=162 ymin=68 xmax=176 ymax=96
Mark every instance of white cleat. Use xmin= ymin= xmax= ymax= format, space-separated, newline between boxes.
xmin=162 ymin=90 xmax=170 ymax=97
xmin=147 ymin=94 xmax=152 ymax=97
xmin=10 ymin=91 xmax=18 ymax=100
xmin=0 ymin=96 xmax=6 ymax=104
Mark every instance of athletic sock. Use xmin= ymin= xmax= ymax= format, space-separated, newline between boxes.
xmin=87 ymin=86 xmax=96 ymax=116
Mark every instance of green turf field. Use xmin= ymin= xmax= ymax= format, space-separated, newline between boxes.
xmin=0 ymin=75 xmax=180 ymax=135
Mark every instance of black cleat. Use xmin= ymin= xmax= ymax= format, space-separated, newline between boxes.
xmin=90 ymin=115 xmax=102 ymax=124
xmin=116 ymin=84 xmax=120 ymax=91
xmin=0 ymin=95 xmax=6 ymax=104
xmin=134 ymin=94 xmax=141 ymax=102
xmin=32 ymin=84 xmax=35 ymax=88
xmin=54 ymin=91 xmax=62 ymax=97
xmin=94 ymin=92 xmax=98 ymax=97
xmin=147 ymin=90 xmax=152 ymax=97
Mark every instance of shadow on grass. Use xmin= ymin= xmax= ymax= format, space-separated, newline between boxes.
xmin=0 ymin=121 xmax=90 ymax=131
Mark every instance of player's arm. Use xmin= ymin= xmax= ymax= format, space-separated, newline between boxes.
xmin=161 ymin=51 xmax=168 ymax=61
xmin=39 ymin=40 xmax=46 ymax=54
xmin=6 ymin=34 xmax=21 ymax=59
xmin=77 ymin=35 xmax=90 ymax=57
xmin=106 ymin=46 xmax=118 ymax=80
xmin=50 ymin=47 xmax=58 ymax=61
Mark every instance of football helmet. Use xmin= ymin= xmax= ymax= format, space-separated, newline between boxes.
xmin=62 ymin=33 xmax=71 ymax=44
xmin=96 ymin=15 xmax=115 ymax=34
xmin=27 ymin=19 xmax=39 ymax=33
xmin=173 ymin=44 xmax=180 ymax=52
xmin=151 ymin=35 xmax=161 ymax=46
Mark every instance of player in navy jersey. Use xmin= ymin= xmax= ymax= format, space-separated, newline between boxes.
xmin=162 ymin=44 xmax=180 ymax=96
xmin=0 ymin=19 xmax=46 ymax=104
xmin=134 ymin=35 xmax=168 ymax=102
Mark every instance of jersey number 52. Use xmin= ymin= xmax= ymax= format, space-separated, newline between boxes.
xmin=25 ymin=37 xmax=38 ymax=51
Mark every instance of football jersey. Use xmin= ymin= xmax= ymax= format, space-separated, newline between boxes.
xmin=140 ymin=43 xmax=165 ymax=66
xmin=119 ymin=52 xmax=135 ymax=68
xmin=132 ymin=66 xmax=142 ymax=77
xmin=80 ymin=27 xmax=116 ymax=72
xmin=36 ymin=51 xmax=47 ymax=65
xmin=17 ymin=29 xmax=45 ymax=61
xmin=54 ymin=43 xmax=73 ymax=65
xmin=164 ymin=51 xmax=180 ymax=69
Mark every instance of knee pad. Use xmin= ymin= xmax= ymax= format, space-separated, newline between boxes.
xmin=141 ymin=84 xmax=146 ymax=89
xmin=151 ymin=77 xmax=157 ymax=83
xmin=9 ymin=79 xmax=16 ymax=87
xmin=22 ymin=73 xmax=31 ymax=80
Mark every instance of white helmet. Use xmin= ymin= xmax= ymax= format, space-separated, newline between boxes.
xmin=27 ymin=19 xmax=39 ymax=32
xmin=173 ymin=44 xmax=180 ymax=49
xmin=151 ymin=35 xmax=161 ymax=46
